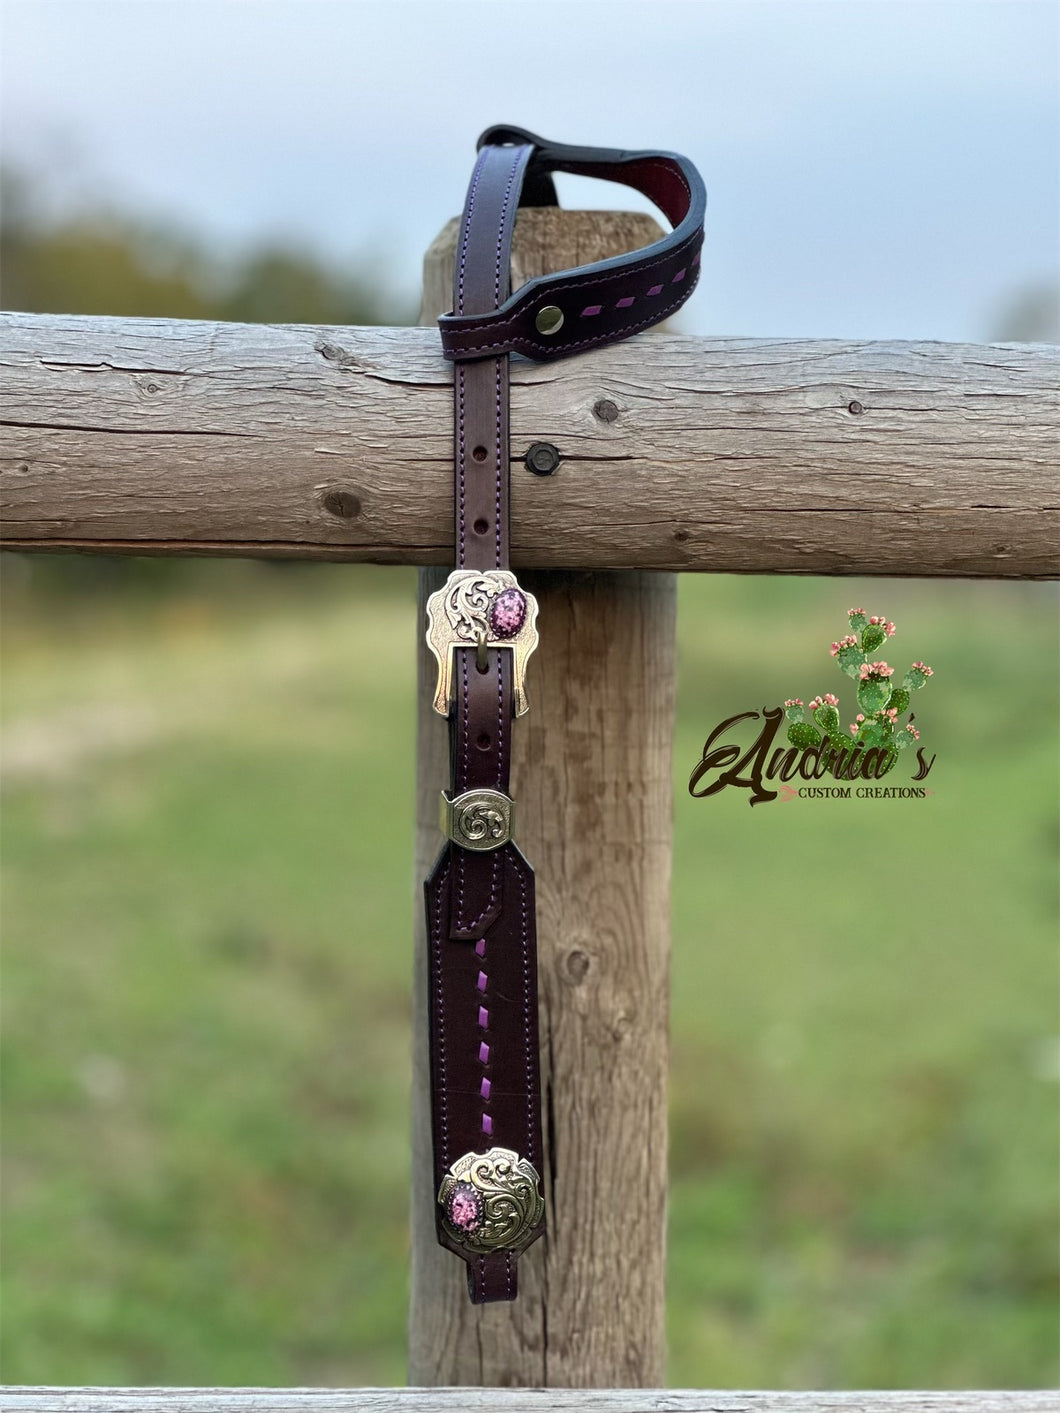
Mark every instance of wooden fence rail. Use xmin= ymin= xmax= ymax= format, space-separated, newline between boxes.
xmin=2 ymin=311 xmax=1057 ymax=577
xmin=3 ymin=209 xmax=1056 ymax=1398
xmin=3 ymin=1388 xmax=1054 ymax=1412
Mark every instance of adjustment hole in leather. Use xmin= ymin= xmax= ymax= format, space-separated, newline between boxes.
xmin=472 ymin=444 xmax=488 ymax=462
xmin=476 ymin=732 xmax=491 ymax=751
xmin=473 ymin=518 xmax=489 ymax=535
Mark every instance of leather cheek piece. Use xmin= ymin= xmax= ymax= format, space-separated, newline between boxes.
xmin=424 ymin=840 xmax=544 ymax=1304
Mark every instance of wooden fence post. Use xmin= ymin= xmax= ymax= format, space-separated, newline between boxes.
xmin=409 ymin=211 xmax=676 ymax=1385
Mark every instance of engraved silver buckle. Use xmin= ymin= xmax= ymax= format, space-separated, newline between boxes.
xmin=425 ymin=569 xmax=539 ymax=717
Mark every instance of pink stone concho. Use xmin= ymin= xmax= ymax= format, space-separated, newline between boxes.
xmin=437 ymin=1147 xmax=545 ymax=1256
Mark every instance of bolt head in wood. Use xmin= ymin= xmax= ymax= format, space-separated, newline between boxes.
xmin=525 ymin=442 xmax=561 ymax=476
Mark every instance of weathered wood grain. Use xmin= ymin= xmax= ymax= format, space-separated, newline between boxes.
xmin=3 ymin=216 xmax=1056 ymax=577
xmin=409 ymin=215 xmax=674 ymax=1385
xmin=5 ymin=1387 xmax=1055 ymax=1412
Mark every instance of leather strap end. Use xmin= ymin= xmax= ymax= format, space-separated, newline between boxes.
xmin=466 ymin=1251 xmax=520 ymax=1304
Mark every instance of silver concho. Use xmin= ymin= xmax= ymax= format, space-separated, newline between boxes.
xmin=440 ymin=788 xmax=514 ymax=851
xmin=437 ymin=1147 xmax=544 ymax=1255
xmin=425 ymin=570 xmax=539 ymax=717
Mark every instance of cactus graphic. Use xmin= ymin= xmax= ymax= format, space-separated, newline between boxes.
xmin=787 ymin=721 xmax=823 ymax=750
xmin=814 ymin=705 xmax=841 ymax=735
xmin=785 ymin=610 xmax=931 ymax=779
xmin=887 ymin=686 xmax=911 ymax=716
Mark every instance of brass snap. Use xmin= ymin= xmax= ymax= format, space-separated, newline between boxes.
xmin=535 ymin=305 xmax=564 ymax=336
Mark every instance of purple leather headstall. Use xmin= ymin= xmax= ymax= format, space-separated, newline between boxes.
xmin=423 ymin=124 xmax=705 ymax=1304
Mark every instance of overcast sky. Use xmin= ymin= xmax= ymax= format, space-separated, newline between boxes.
xmin=2 ymin=0 xmax=1056 ymax=342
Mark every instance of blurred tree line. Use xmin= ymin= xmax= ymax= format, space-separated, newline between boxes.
xmin=1 ymin=164 xmax=412 ymax=326
xmin=1 ymin=163 xmax=416 ymax=603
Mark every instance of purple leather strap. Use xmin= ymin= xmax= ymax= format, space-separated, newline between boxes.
xmin=438 ymin=125 xmax=706 ymax=363
xmin=424 ymin=140 xmax=545 ymax=1304
xmin=423 ymin=126 xmax=706 ymax=1306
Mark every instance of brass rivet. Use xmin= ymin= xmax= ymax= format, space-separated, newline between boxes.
xmin=535 ymin=305 xmax=564 ymax=336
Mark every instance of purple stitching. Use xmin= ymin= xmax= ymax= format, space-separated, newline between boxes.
xmin=456 ymin=152 xmax=487 ymax=315
xmin=454 ymin=151 xmax=488 ymax=568
xmin=490 ymin=151 xmax=526 ymax=572
xmin=477 ymin=915 xmax=491 ymax=1138
xmin=443 ymin=151 xmax=697 ymax=361
xmin=495 ymin=654 xmax=505 ymax=792
xmin=616 ymin=296 xmax=635 ymax=308
xmin=518 ymin=859 xmax=533 ymax=1158
xmin=493 ymin=154 xmax=524 ymax=307
xmin=444 ymin=257 xmax=701 ymax=357
xmin=454 ymin=647 xmax=501 ymax=934
xmin=581 ymin=304 xmax=602 ymax=317
xmin=428 ymin=857 xmax=452 ymax=1168
xmin=494 ymin=359 xmax=502 ymax=567
xmin=458 ymin=366 xmax=466 ymax=564
xmin=456 ymin=848 xmax=500 ymax=936
xmin=646 ymin=284 xmax=664 ymax=296
xmin=453 ymin=838 xmax=500 ymax=936
xmin=638 ymin=155 xmax=692 ymax=208
xmin=456 ymin=651 xmax=469 ymax=923
xmin=447 ymin=271 xmax=701 ymax=362
xmin=443 ymin=229 xmax=702 ymax=341
xmin=455 ymin=145 xmax=525 ymax=574
xmin=451 ymin=146 xmax=532 ymax=931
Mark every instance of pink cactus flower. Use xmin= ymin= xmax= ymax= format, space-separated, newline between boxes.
xmin=906 ymin=724 xmax=920 ymax=740
xmin=911 ymin=661 xmax=934 ymax=676
xmin=809 ymin=695 xmax=823 ymax=710
xmin=885 ymin=621 xmax=896 ymax=637
xmin=784 ymin=698 xmax=803 ymax=708
xmin=823 ymin=693 xmax=839 ymax=706
xmin=858 ymin=660 xmax=894 ymax=680
xmin=848 ymin=607 xmax=865 ymax=616
xmin=855 ymin=713 xmax=865 ymax=723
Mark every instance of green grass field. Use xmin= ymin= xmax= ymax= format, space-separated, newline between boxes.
xmin=2 ymin=559 xmax=1057 ymax=1388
